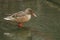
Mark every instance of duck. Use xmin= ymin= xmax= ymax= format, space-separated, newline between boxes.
xmin=4 ymin=8 xmax=37 ymax=28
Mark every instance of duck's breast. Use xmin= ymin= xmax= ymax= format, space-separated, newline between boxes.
xmin=26 ymin=15 xmax=31 ymax=21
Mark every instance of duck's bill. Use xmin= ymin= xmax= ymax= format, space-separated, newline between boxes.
xmin=32 ymin=13 xmax=37 ymax=17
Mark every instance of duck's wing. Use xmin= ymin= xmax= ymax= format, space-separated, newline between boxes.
xmin=11 ymin=11 xmax=26 ymax=18
xmin=11 ymin=11 xmax=23 ymax=16
xmin=4 ymin=11 xmax=25 ymax=20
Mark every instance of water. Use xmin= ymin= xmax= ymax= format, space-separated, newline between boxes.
xmin=0 ymin=0 xmax=60 ymax=40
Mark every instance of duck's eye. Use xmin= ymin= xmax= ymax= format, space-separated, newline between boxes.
xmin=28 ymin=10 xmax=33 ymax=12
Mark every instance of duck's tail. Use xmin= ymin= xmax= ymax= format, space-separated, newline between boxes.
xmin=4 ymin=16 xmax=15 ymax=21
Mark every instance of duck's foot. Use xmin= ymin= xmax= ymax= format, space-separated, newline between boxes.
xmin=17 ymin=23 xmax=23 ymax=29
xmin=17 ymin=23 xmax=30 ymax=30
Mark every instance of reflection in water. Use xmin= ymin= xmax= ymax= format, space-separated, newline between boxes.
xmin=3 ymin=27 xmax=32 ymax=40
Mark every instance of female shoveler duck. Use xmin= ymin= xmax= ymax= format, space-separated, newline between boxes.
xmin=4 ymin=8 xmax=37 ymax=28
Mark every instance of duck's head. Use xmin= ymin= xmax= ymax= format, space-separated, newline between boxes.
xmin=25 ymin=8 xmax=37 ymax=17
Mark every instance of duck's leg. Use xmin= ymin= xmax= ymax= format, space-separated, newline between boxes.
xmin=17 ymin=22 xmax=23 ymax=28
